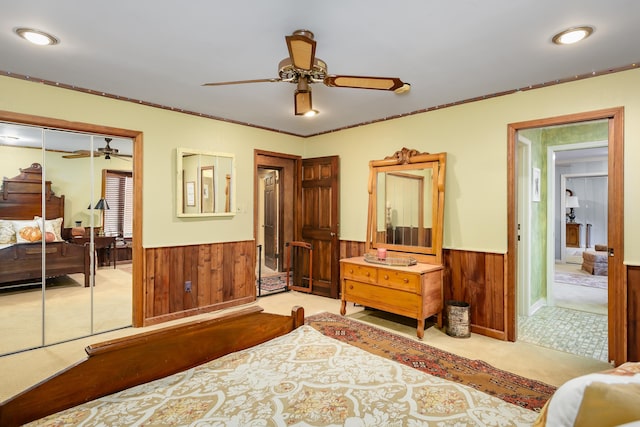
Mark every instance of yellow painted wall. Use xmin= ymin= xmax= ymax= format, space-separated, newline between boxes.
xmin=1 ymin=75 xmax=304 ymax=247
xmin=305 ymin=68 xmax=640 ymax=264
xmin=2 ymin=68 xmax=639 ymax=263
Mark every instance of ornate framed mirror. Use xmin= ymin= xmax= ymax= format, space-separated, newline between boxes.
xmin=176 ymin=148 xmax=236 ymax=217
xmin=365 ymin=148 xmax=446 ymax=264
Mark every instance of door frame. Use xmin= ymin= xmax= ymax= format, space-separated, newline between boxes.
xmin=254 ymin=150 xmax=300 ymax=277
xmin=516 ymin=135 xmax=532 ymax=316
xmin=0 ymin=109 xmax=144 ymax=327
xmin=507 ymin=107 xmax=625 ymax=365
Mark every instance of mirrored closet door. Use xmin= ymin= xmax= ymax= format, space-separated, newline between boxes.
xmin=0 ymin=123 xmax=133 ymax=355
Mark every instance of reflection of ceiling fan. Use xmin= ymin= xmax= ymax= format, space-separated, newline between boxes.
xmin=63 ymin=138 xmax=130 ymax=160
xmin=203 ymin=29 xmax=410 ymax=116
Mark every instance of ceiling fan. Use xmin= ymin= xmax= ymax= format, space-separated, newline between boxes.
xmin=63 ymin=138 xmax=130 ymax=160
xmin=203 ymin=29 xmax=411 ymax=116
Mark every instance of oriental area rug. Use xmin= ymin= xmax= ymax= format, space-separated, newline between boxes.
xmin=306 ymin=312 xmax=556 ymax=412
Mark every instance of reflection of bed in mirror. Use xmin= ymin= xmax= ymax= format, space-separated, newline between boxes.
xmin=0 ymin=163 xmax=91 ymax=288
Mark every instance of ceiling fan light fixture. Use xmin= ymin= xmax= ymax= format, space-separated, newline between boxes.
xmin=552 ymin=26 xmax=594 ymax=45
xmin=14 ymin=27 xmax=59 ymax=46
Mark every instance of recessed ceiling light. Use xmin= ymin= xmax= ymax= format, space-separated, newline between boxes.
xmin=304 ymin=109 xmax=319 ymax=117
xmin=14 ymin=27 xmax=59 ymax=46
xmin=552 ymin=26 xmax=594 ymax=45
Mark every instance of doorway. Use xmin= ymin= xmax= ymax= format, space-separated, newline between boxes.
xmin=254 ymin=151 xmax=299 ymax=296
xmin=517 ymin=137 xmax=609 ymax=361
xmin=507 ymin=107 xmax=625 ymax=366
xmin=257 ymin=168 xmax=280 ymax=275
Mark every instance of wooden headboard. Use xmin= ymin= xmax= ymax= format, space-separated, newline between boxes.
xmin=0 ymin=163 xmax=65 ymax=220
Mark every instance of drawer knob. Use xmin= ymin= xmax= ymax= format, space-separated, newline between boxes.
xmin=403 ymin=278 xmax=409 ymax=283
xmin=349 ymin=269 xmax=353 ymax=274
xmin=349 ymin=284 xmax=353 ymax=290
xmin=384 ymin=274 xmax=389 ymax=280
xmin=366 ymin=272 xmax=370 ymax=277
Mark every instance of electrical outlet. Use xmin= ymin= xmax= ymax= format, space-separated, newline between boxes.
xmin=184 ymin=280 xmax=192 ymax=292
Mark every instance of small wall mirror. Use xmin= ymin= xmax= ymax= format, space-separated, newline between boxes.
xmin=176 ymin=148 xmax=235 ymax=217
xmin=367 ymin=148 xmax=446 ymax=264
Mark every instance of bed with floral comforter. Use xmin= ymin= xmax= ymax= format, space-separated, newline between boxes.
xmin=29 ymin=325 xmax=536 ymax=426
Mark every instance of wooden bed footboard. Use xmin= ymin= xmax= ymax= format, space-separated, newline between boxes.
xmin=0 ymin=305 xmax=305 ymax=427
xmin=0 ymin=241 xmax=91 ymax=288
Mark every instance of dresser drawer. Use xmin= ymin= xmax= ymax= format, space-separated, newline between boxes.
xmin=343 ymin=280 xmax=420 ymax=317
xmin=377 ymin=268 xmax=419 ymax=292
xmin=342 ymin=262 xmax=377 ymax=284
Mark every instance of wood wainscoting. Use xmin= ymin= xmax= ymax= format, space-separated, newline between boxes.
xmin=339 ymin=240 xmax=366 ymax=259
xmin=442 ymin=249 xmax=507 ymax=340
xmin=142 ymin=240 xmax=256 ymax=326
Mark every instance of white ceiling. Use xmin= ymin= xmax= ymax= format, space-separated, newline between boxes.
xmin=1 ymin=1 xmax=639 ymax=137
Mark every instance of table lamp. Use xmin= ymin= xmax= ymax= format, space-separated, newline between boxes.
xmin=88 ymin=198 xmax=110 ymax=235
xmin=566 ymin=195 xmax=579 ymax=223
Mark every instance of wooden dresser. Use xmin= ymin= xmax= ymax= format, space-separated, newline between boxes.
xmin=340 ymin=256 xmax=443 ymax=338
xmin=566 ymin=222 xmax=581 ymax=248
xmin=343 ymin=148 xmax=447 ymax=339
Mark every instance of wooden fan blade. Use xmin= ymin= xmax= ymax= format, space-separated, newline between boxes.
xmin=324 ymin=75 xmax=408 ymax=92
xmin=62 ymin=150 xmax=92 ymax=159
xmin=202 ymin=78 xmax=280 ymax=86
xmin=286 ymin=32 xmax=316 ymax=71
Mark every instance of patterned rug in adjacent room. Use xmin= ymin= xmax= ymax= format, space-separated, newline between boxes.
xmin=306 ymin=312 xmax=556 ymax=411
xmin=256 ymin=272 xmax=291 ymax=295
xmin=555 ymin=271 xmax=607 ymax=289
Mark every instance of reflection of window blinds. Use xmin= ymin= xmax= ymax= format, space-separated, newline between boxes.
xmin=123 ymin=176 xmax=133 ymax=238
xmin=104 ymin=171 xmax=133 ymax=238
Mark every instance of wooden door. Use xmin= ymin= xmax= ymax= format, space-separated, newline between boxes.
xmin=263 ymin=170 xmax=277 ymax=270
xmin=299 ymin=156 xmax=340 ymax=298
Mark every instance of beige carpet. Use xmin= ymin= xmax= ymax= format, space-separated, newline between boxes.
xmin=0 ymin=266 xmax=132 ymax=356
xmin=0 ymin=288 xmax=612 ymax=404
